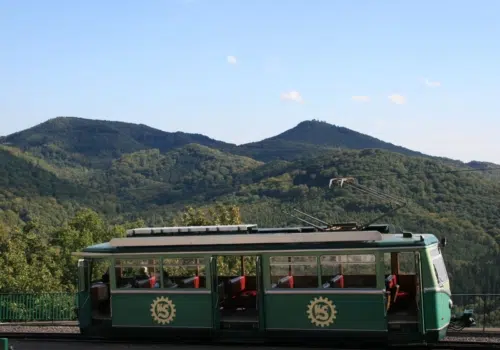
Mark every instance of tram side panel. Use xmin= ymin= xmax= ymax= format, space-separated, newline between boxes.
xmin=262 ymin=252 xmax=387 ymax=341
xmin=264 ymin=290 xmax=387 ymax=336
xmin=111 ymin=290 xmax=213 ymax=330
xmin=109 ymin=256 xmax=214 ymax=338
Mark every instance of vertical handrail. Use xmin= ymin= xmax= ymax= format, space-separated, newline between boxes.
xmin=483 ymin=295 xmax=486 ymax=332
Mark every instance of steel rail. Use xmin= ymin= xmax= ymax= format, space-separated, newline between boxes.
xmin=447 ymin=331 xmax=500 ymax=338
xmin=1 ymin=333 xmax=499 ymax=349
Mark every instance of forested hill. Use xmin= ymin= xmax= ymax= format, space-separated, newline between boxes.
xmin=0 ymin=116 xmax=235 ymax=168
xmin=244 ymin=120 xmax=426 ymax=158
xmin=1 ymin=116 xmax=500 ymax=294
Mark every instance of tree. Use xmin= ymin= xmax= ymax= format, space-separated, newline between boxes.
xmin=174 ymin=203 xmax=242 ymax=226
xmin=51 ymin=209 xmax=131 ymax=291
xmin=0 ymin=221 xmax=61 ymax=293
xmin=173 ymin=204 xmax=247 ymax=275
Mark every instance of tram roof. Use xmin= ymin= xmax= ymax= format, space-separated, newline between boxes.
xmin=74 ymin=224 xmax=439 ymax=256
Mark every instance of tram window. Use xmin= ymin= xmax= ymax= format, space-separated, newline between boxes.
xmin=114 ymin=258 xmax=160 ymax=289
xmin=216 ymin=256 xmax=241 ymax=276
xmin=384 ymin=252 xmax=416 ymax=275
xmin=77 ymin=259 xmax=89 ymax=292
xmin=92 ymin=258 xmax=111 ymax=282
xmin=320 ymin=255 xmax=343 ymax=287
xmin=429 ymin=246 xmax=441 ymax=259
xmin=432 ymin=253 xmax=449 ymax=285
xmin=269 ymin=256 xmax=317 ymax=288
xmin=162 ymin=258 xmax=206 ymax=289
xmin=321 ymin=254 xmax=376 ymax=288
xmin=243 ymin=256 xmax=257 ymax=276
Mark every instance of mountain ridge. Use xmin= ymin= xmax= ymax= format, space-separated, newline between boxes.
xmin=2 ymin=116 xmax=494 ymax=167
xmin=254 ymin=120 xmax=426 ymax=157
xmin=1 ymin=116 xmax=236 ymax=168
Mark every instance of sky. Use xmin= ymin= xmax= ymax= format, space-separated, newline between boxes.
xmin=1 ymin=0 xmax=500 ymax=163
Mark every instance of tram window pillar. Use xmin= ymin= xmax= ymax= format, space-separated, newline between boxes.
xmin=391 ymin=252 xmax=400 ymax=274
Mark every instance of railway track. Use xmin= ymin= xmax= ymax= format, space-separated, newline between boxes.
xmin=1 ymin=333 xmax=499 ymax=349
xmin=448 ymin=331 xmax=500 ymax=337
xmin=432 ymin=342 xmax=500 ymax=349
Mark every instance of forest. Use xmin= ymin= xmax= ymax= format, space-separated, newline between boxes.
xmin=1 ymin=116 xmax=500 ymax=299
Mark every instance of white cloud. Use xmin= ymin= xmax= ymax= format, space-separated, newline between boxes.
xmin=424 ymin=79 xmax=441 ymax=87
xmin=419 ymin=77 xmax=441 ymax=87
xmin=351 ymin=95 xmax=370 ymax=102
xmin=280 ymin=90 xmax=303 ymax=103
xmin=388 ymin=94 xmax=406 ymax=105
xmin=227 ymin=56 xmax=237 ymax=65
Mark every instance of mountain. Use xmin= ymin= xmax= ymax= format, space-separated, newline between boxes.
xmin=235 ymin=139 xmax=336 ymax=162
xmin=1 ymin=116 xmax=235 ymax=168
xmin=1 ymin=116 xmax=500 ymax=295
xmin=240 ymin=120 xmax=427 ymax=159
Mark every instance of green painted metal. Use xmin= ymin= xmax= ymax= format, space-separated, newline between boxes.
xmin=210 ymin=257 xmax=221 ymax=330
xmin=416 ymin=251 xmax=425 ymax=334
xmin=77 ymin=258 xmax=92 ymax=329
xmin=111 ymin=293 xmax=213 ymax=328
xmin=256 ymin=256 xmax=265 ymax=331
xmin=421 ymin=246 xmax=451 ymax=340
xmin=209 ymin=257 xmax=220 ymax=330
xmin=0 ymin=293 xmax=77 ymax=322
xmin=0 ymin=338 xmax=7 ymax=350
xmin=264 ymin=292 xmax=387 ymax=331
xmin=423 ymin=289 xmax=452 ymax=332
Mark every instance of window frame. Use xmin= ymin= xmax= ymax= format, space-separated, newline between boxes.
xmin=113 ymin=257 xmax=161 ymax=289
xmin=266 ymin=252 xmax=382 ymax=290
xmin=111 ymin=255 xmax=209 ymax=290
xmin=268 ymin=255 xmax=319 ymax=289
xmin=320 ymin=253 xmax=378 ymax=289
xmin=430 ymin=248 xmax=449 ymax=286
xmin=161 ymin=256 xmax=207 ymax=289
xmin=383 ymin=251 xmax=417 ymax=275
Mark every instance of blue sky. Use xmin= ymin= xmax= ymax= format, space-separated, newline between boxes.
xmin=1 ymin=0 xmax=499 ymax=163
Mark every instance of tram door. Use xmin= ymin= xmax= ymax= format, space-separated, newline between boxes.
xmin=386 ymin=251 xmax=423 ymax=339
xmin=211 ymin=255 xmax=263 ymax=331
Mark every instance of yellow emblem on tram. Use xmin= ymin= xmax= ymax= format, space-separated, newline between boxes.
xmin=307 ymin=296 xmax=337 ymax=327
xmin=150 ymin=296 xmax=176 ymax=325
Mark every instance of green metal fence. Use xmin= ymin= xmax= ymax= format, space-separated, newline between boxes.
xmin=452 ymin=293 xmax=500 ymax=330
xmin=0 ymin=293 xmax=77 ymax=322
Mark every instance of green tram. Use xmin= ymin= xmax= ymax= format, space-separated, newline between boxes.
xmin=73 ymin=223 xmax=452 ymax=346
